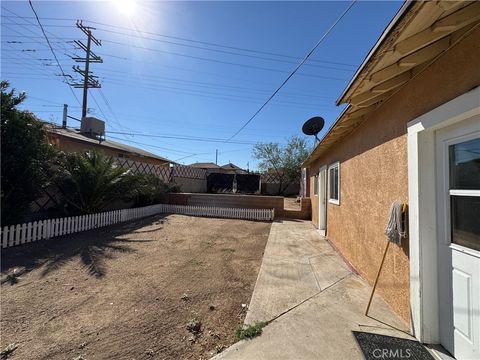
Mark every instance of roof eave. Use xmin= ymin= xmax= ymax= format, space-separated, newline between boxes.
xmin=335 ymin=0 xmax=414 ymax=106
xmin=47 ymin=126 xmax=172 ymax=164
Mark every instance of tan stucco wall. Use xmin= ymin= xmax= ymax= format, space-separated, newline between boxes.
xmin=48 ymin=135 xmax=169 ymax=167
xmin=308 ymin=28 xmax=480 ymax=324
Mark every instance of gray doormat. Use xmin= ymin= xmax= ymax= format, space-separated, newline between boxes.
xmin=353 ymin=331 xmax=434 ymax=360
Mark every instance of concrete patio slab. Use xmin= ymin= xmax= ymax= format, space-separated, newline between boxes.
xmin=244 ymin=220 xmax=351 ymax=324
xmin=214 ymin=220 xmax=414 ymax=360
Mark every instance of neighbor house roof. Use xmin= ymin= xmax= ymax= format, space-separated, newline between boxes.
xmin=304 ymin=1 xmax=480 ymax=166
xmin=46 ymin=125 xmax=172 ymax=164
xmin=221 ymin=163 xmax=244 ymax=171
xmin=189 ymin=162 xmax=221 ymax=169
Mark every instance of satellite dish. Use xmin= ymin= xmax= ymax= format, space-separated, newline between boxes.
xmin=302 ymin=116 xmax=324 ymax=142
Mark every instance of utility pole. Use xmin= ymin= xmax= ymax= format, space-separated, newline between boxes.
xmin=62 ymin=104 xmax=68 ymax=128
xmin=70 ymin=21 xmax=102 ymax=119
xmin=81 ymin=30 xmax=91 ymax=119
xmin=215 ymin=149 xmax=218 ymax=165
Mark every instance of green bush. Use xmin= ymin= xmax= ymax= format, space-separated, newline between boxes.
xmin=1 ymin=81 xmax=56 ymax=225
xmin=235 ymin=322 xmax=269 ymax=340
xmin=127 ymin=173 xmax=178 ymax=207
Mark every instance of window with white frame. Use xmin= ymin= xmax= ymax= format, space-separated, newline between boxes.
xmin=313 ymin=174 xmax=318 ymax=195
xmin=448 ymin=137 xmax=480 ymax=251
xmin=328 ymin=162 xmax=340 ymax=205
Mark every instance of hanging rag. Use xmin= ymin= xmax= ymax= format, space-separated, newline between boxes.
xmin=384 ymin=201 xmax=407 ymax=244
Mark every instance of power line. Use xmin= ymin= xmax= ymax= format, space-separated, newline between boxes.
xmin=106 ymin=131 xmax=260 ymax=145
xmin=97 ymin=88 xmax=128 ymax=132
xmin=90 ymin=92 xmax=109 ymax=121
xmin=86 ymin=27 xmax=355 ymax=72
xmin=2 ymin=70 xmax=331 ymax=110
xmin=3 ymin=21 xmax=350 ymax=80
xmin=226 ymin=0 xmax=356 ymax=142
xmin=102 ymin=79 xmax=329 ymax=111
xmin=95 ymin=67 xmax=334 ymax=100
xmin=101 ymin=39 xmax=348 ymax=81
xmin=107 ymin=135 xmax=199 ymax=156
xmin=25 ymin=95 xmax=73 ymax=105
xmin=3 ymin=21 xmax=355 ymax=72
xmin=1 ymin=14 xmax=357 ymax=67
xmin=2 ymin=7 xmax=73 ymax=47
xmin=173 ymin=153 xmax=202 ymax=162
xmin=3 ymin=35 xmax=345 ymax=90
xmin=3 ymin=52 xmax=336 ymax=101
xmin=95 ymin=72 xmax=330 ymax=107
xmin=27 ymin=0 xmax=81 ymax=106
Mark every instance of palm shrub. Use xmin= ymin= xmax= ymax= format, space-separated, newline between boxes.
xmin=55 ymin=151 xmax=133 ymax=214
xmin=55 ymin=151 xmax=179 ymax=214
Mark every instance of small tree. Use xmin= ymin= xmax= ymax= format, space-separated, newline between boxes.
xmin=253 ymin=136 xmax=309 ymax=195
xmin=1 ymin=81 xmax=56 ymax=225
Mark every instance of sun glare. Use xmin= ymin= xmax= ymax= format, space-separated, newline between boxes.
xmin=113 ymin=0 xmax=137 ymax=16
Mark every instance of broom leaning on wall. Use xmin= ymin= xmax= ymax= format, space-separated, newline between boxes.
xmin=365 ymin=201 xmax=408 ymax=316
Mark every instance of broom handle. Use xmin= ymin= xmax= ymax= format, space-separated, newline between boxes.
xmin=365 ymin=240 xmax=390 ymax=316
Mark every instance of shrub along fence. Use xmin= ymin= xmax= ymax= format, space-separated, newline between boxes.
xmin=1 ymin=203 xmax=274 ymax=249
xmin=31 ymin=160 xmax=209 ymax=216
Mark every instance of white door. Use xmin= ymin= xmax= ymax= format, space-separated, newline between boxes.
xmin=436 ymin=116 xmax=480 ymax=360
xmin=318 ymin=166 xmax=327 ymax=236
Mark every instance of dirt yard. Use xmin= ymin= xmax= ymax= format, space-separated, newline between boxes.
xmin=1 ymin=215 xmax=271 ymax=360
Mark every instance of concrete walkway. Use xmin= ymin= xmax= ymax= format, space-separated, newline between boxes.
xmin=214 ymin=220 xmax=413 ymax=360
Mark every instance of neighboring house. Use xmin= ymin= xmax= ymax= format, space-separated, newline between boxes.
xmin=189 ymin=162 xmax=222 ymax=172
xmin=220 ymin=162 xmax=247 ymax=174
xmin=303 ymin=2 xmax=479 ymax=359
xmin=46 ymin=124 xmax=172 ymax=167
xmin=190 ymin=162 xmax=247 ymax=174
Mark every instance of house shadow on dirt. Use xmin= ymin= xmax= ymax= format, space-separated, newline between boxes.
xmin=1 ymin=215 xmax=167 ymax=283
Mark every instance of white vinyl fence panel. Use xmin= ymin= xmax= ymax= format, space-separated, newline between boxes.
xmin=1 ymin=204 xmax=274 ymax=249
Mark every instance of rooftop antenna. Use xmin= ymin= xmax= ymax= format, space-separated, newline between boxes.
xmin=302 ymin=116 xmax=325 ymax=145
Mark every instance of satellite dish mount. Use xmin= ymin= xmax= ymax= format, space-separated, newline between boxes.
xmin=302 ymin=116 xmax=325 ymax=143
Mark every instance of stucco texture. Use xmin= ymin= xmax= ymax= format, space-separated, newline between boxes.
xmin=308 ymin=28 xmax=480 ymax=324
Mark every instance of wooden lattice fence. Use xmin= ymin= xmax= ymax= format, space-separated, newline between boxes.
xmin=171 ymin=164 xmax=207 ymax=179
xmin=116 ymin=158 xmax=172 ymax=182
xmin=260 ymin=173 xmax=300 ymax=184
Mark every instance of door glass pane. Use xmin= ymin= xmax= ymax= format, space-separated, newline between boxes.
xmin=451 ymin=195 xmax=480 ymax=251
xmin=449 ymin=138 xmax=480 ymax=190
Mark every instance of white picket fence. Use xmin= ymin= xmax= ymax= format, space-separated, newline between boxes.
xmin=1 ymin=204 xmax=274 ymax=248
xmin=161 ymin=204 xmax=274 ymax=222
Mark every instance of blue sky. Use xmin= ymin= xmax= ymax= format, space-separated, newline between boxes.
xmin=1 ymin=0 xmax=402 ymax=169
